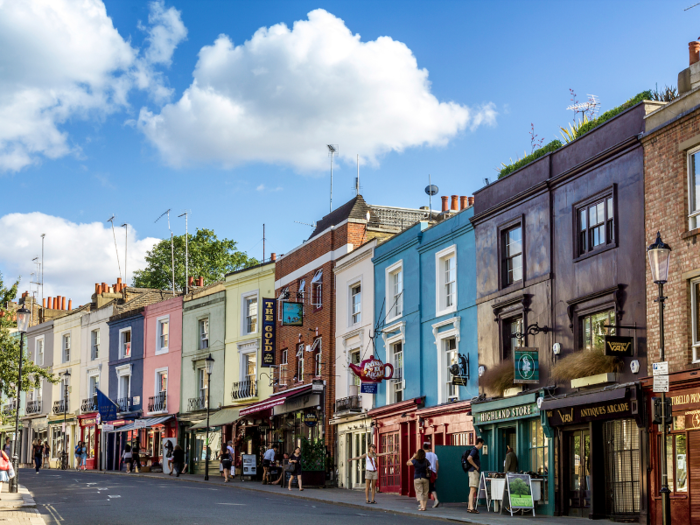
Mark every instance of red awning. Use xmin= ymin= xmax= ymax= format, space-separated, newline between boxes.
xmin=239 ymin=385 xmax=313 ymax=417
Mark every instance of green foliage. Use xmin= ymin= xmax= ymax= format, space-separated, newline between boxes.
xmin=300 ymin=437 xmax=325 ymax=472
xmin=498 ymin=140 xmax=562 ymax=179
xmin=560 ymin=115 xmax=590 ymax=144
xmin=650 ymin=85 xmax=678 ymax=103
xmin=574 ymin=90 xmax=651 ymax=139
xmin=132 ymin=228 xmax=259 ymax=291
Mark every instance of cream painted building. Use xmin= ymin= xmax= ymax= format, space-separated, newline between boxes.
xmin=332 ymin=239 xmax=377 ymax=490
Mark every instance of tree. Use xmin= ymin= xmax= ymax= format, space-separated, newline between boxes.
xmin=132 ymin=228 xmax=259 ymax=291
xmin=0 ymin=273 xmax=57 ymax=425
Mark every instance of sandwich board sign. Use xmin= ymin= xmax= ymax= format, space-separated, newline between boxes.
xmin=505 ymin=473 xmax=536 ymax=516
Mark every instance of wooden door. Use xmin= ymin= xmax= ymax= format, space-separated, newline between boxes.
xmin=690 ymin=431 xmax=700 ymax=525
xmin=380 ymin=432 xmax=400 ymax=493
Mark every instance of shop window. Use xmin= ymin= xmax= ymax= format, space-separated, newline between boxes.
xmin=435 ymin=246 xmax=457 ymax=316
xmin=311 ymin=270 xmax=323 ymax=309
xmin=392 ymin=342 xmax=404 ymax=403
xmin=450 ymin=432 xmax=473 ymax=446
xmin=62 ymin=333 xmax=70 ymax=363
xmin=199 ymin=319 xmax=209 ymax=350
xmin=662 ymin=433 xmax=688 ymax=494
xmin=687 ymin=146 xmax=700 ymax=229
xmin=91 ymin=329 xmax=100 ymax=360
xmin=691 ymin=278 xmax=700 ymax=363
xmin=350 ymin=283 xmax=361 ymax=325
xmin=502 ymin=225 xmax=523 ymax=287
xmin=604 ymin=419 xmax=640 ymax=514
xmin=502 ymin=316 xmax=523 ymax=361
xmin=580 ymin=309 xmax=615 ymax=352
xmin=51 ymin=427 xmax=65 ymax=458
xmin=576 ymin=192 xmax=615 ymax=257
xmin=120 ymin=329 xmax=131 ymax=359
xmin=35 ymin=337 xmax=44 ymax=366
xmin=349 ymin=349 xmax=361 ymax=389
xmin=530 ymin=419 xmax=549 ymax=476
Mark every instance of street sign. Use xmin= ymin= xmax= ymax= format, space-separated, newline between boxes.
xmin=360 ymin=383 xmax=378 ymax=394
xmin=102 ymin=424 xmax=114 ymax=432
xmin=653 ymin=376 xmax=670 ymax=393
xmin=653 ymin=361 xmax=669 ymax=376
xmin=134 ymin=420 xmax=146 ymax=429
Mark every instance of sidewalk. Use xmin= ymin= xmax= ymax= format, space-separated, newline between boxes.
xmin=0 ymin=486 xmax=45 ymax=525
xmin=80 ymin=469 xmax=618 ymax=525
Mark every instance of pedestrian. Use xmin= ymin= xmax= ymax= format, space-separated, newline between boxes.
xmin=504 ymin=445 xmax=518 ymax=473
xmin=218 ymin=442 xmax=232 ymax=483
xmin=74 ymin=441 xmax=82 ymax=470
xmin=407 ymin=448 xmax=430 ymax=511
xmin=172 ymin=445 xmax=185 ymax=477
xmin=132 ymin=438 xmax=141 ymax=473
xmin=33 ymin=439 xmax=43 ymax=473
xmin=270 ymin=453 xmax=289 ymax=486
xmin=0 ymin=449 xmax=10 ymax=494
xmin=466 ymin=438 xmax=484 ymax=514
xmin=262 ymin=444 xmax=277 ymax=484
xmin=43 ymin=441 xmax=51 ymax=470
xmin=164 ymin=440 xmax=174 ymax=475
xmin=3 ymin=438 xmax=10 ymax=457
xmin=423 ymin=442 xmax=440 ymax=508
xmin=80 ymin=442 xmax=88 ymax=470
xmin=226 ymin=441 xmax=235 ymax=477
xmin=122 ymin=444 xmax=133 ymax=473
xmin=348 ymin=444 xmax=390 ymax=504
xmin=287 ymin=446 xmax=303 ymax=491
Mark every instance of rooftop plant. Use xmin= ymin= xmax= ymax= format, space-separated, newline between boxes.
xmin=550 ymin=349 xmax=622 ymax=382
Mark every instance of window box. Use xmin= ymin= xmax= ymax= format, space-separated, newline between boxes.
xmin=570 ymin=372 xmax=618 ymax=389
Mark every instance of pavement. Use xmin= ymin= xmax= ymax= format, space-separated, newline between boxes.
xmin=0 ymin=484 xmax=46 ymax=525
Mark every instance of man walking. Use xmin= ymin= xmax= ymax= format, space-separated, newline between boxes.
xmin=262 ymin=444 xmax=277 ymax=484
xmin=467 ymin=438 xmax=484 ymax=514
xmin=423 ymin=443 xmax=440 ymax=508
xmin=132 ymin=438 xmax=141 ymax=473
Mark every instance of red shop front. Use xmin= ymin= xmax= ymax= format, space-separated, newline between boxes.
xmin=78 ymin=414 xmax=100 ymax=470
xmin=368 ymin=397 xmax=424 ymax=497
xmin=415 ymin=400 xmax=474 ymax=447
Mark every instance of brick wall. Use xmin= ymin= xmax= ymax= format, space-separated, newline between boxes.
xmin=643 ymin=106 xmax=700 ymax=373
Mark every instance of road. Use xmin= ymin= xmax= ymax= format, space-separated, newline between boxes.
xmin=19 ymin=469 xmax=440 ymax=525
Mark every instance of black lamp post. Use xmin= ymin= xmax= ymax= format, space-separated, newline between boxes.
xmin=10 ymin=306 xmax=31 ymax=493
xmin=62 ymin=369 xmax=71 ymax=470
xmin=204 ymin=353 xmax=214 ymax=481
xmin=647 ymin=231 xmax=672 ymax=525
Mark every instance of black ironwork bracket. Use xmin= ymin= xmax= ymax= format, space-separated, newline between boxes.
xmin=515 ymin=322 xmax=550 ymax=342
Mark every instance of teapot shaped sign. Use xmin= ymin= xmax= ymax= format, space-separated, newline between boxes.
xmin=349 ymin=355 xmax=394 ymax=383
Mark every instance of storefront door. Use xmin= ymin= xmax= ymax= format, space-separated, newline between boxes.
xmin=351 ymin=432 xmax=367 ymax=489
xmin=567 ymin=429 xmax=591 ymax=517
xmin=380 ymin=432 xmax=400 ymax=493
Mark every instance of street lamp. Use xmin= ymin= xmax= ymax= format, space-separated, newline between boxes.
xmin=62 ymin=370 xmax=71 ymax=471
xmin=204 ymin=353 xmax=215 ymax=481
xmin=647 ymin=231 xmax=672 ymax=525
xmin=9 ymin=307 xmax=30 ymax=493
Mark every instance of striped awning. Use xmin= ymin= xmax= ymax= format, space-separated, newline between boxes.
xmin=103 ymin=415 xmax=173 ymax=433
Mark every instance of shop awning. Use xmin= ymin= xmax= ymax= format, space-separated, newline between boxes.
xmin=103 ymin=415 xmax=173 ymax=433
xmin=239 ymin=385 xmax=313 ymax=417
xmin=189 ymin=408 xmax=243 ymax=430
xmin=540 ymin=384 xmax=629 ymax=411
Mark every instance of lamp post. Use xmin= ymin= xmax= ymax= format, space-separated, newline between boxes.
xmin=62 ymin=370 xmax=71 ymax=470
xmin=204 ymin=353 xmax=214 ymax=481
xmin=9 ymin=307 xmax=30 ymax=493
xmin=647 ymin=231 xmax=672 ymax=525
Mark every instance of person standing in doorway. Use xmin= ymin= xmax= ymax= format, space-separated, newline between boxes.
xmin=43 ymin=441 xmax=51 ymax=470
xmin=33 ymin=439 xmax=43 ymax=473
xmin=423 ymin=443 xmax=440 ymax=508
xmin=467 ymin=438 xmax=484 ymax=514
xmin=262 ymin=445 xmax=277 ymax=484
xmin=505 ymin=445 xmax=518 ymax=473
xmin=407 ymin=449 xmax=430 ymax=511
xmin=287 ymin=447 xmax=303 ymax=491
xmin=348 ymin=444 xmax=390 ymax=504
xmin=132 ymin=438 xmax=141 ymax=473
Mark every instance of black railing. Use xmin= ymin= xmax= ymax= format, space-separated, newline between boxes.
xmin=26 ymin=400 xmax=42 ymax=415
xmin=391 ymin=367 xmax=403 ymax=382
xmin=335 ymin=395 xmax=362 ymax=413
xmin=116 ymin=397 xmax=132 ymax=412
xmin=81 ymin=396 xmax=98 ymax=413
xmin=148 ymin=392 xmax=167 ymax=413
xmin=231 ymin=379 xmax=257 ymax=400
xmin=187 ymin=396 xmax=206 ymax=411
xmin=52 ymin=399 xmax=67 ymax=415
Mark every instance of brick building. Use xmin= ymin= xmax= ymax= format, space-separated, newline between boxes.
xmin=642 ymin=40 xmax=700 ymax=525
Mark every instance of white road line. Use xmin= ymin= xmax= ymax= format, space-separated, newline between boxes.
xmin=215 ymin=503 xmax=246 ymax=505
xmin=108 ymin=495 xmax=121 ymax=498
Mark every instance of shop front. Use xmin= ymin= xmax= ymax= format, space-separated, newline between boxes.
xmin=78 ymin=414 xmax=100 ymax=470
xmin=333 ymin=413 xmax=372 ymax=490
xmin=47 ymin=416 xmax=77 ymax=468
xmin=186 ymin=408 xmax=243 ymax=476
xmin=541 ymin=382 xmax=645 ymax=520
xmin=471 ymin=392 xmax=553 ymax=515
xmin=19 ymin=415 xmax=48 ymax=466
xmin=102 ymin=416 xmax=176 ymax=472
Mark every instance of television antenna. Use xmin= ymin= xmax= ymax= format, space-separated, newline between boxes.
xmin=156 ymin=209 xmax=176 ymax=296
xmin=121 ymin=224 xmax=128 ymax=288
xmin=684 ymin=2 xmax=700 ymax=10
xmin=355 ymin=154 xmax=361 ymax=196
xmin=327 ymin=144 xmax=338 ymax=212
xmin=40 ymin=233 xmax=45 ymax=310
xmin=294 ymin=221 xmax=315 ymax=228
xmin=107 ymin=215 xmax=122 ymax=283
xmin=567 ymin=94 xmax=601 ymax=120
xmin=425 ymin=174 xmax=439 ymax=218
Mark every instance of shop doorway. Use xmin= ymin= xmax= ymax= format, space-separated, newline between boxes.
xmin=566 ymin=429 xmax=591 ymax=517
xmin=501 ymin=427 xmax=516 ymax=470
xmin=345 ymin=432 xmax=368 ymax=489
xmin=379 ymin=432 xmax=400 ymax=493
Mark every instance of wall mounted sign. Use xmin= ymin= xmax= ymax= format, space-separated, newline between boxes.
xmin=604 ymin=335 xmax=634 ymax=357
xmin=349 ymin=355 xmax=394 ymax=383
xmin=450 ymin=353 xmax=470 ymax=386
xmin=311 ymin=379 xmax=324 ymax=393
xmin=261 ymin=298 xmax=276 ymax=367
xmin=546 ymin=400 xmax=633 ymax=426
xmin=361 ymin=383 xmax=378 ymax=394
xmin=304 ymin=412 xmax=318 ymax=427
xmin=514 ymin=348 xmax=539 ymax=384
xmin=474 ymin=403 xmax=539 ymax=425
xmin=282 ymin=302 xmax=304 ymax=326
xmin=80 ymin=418 xmax=97 ymax=427
xmin=669 ymin=388 xmax=700 ymax=410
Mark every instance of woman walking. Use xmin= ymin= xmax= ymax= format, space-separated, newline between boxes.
xmin=0 ymin=448 xmax=11 ymax=494
xmin=287 ymin=447 xmax=303 ymax=491
xmin=348 ymin=444 xmax=391 ymax=504
xmin=43 ymin=441 xmax=51 ymax=470
xmin=32 ymin=439 xmax=43 ymax=473
xmin=122 ymin=444 xmax=133 ymax=473
xmin=80 ymin=442 xmax=88 ymax=470
xmin=407 ymin=448 xmax=430 ymax=511
xmin=218 ymin=443 xmax=232 ymax=482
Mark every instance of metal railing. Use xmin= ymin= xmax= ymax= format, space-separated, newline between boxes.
xmin=2 ymin=399 xmax=16 ymax=415
xmin=52 ymin=399 xmax=68 ymax=415
xmin=231 ymin=378 xmax=257 ymax=401
xmin=335 ymin=395 xmax=362 ymax=413
xmin=81 ymin=396 xmax=98 ymax=413
xmin=148 ymin=392 xmax=167 ymax=413
xmin=116 ymin=397 xmax=132 ymax=412
xmin=25 ymin=400 xmax=42 ymax=415
xmin=187 ymin=396 xmax=206 ymax=411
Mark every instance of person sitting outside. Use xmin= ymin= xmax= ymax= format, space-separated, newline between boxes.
xmin=270 ymin=453 xmax=289 ymax=486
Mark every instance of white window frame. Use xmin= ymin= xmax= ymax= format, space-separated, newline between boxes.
xmin=314 ymin=338 xmax=322 ymax=377
xmin=199 ymin=318 xmax=209 ymax=350
xmin=277 ymin=287 xmax=289 ymax=319
xmin=296 ymin=344 xmax=305 ymax=383
xmin=116 ymin=364 xmax=132 ymax=400
xmin=391 ymin=341 xmax=404 ymax=403
xmin=156 ymin=315 xmax=170 ymax=355
xmin=382 ymin=321 xmax=406 ymax=407
xmin=153 ymin=367 xmax=168 ymax=413
xmin=87 ymin=370 xmax=100 ymax=399
xmin=691 ymin=277 xmax=700 ymax=363
xmin=197 ymin=367 xmax=206 ymax=400
xmin=282 ymin=349 xmax=288 ymax=365
xmin=119 ymin=327 xmax=132 ymax=359
xmin=241 ymin=291 xmax=259 ymax=336
xmin=688 ymin=146 xmax=700 ymax=230
xmin=348 ymin=279 xmax=362 ymax=327
xmin=311 ymin=269 xmax=323 ymax=309
xmin=239 ymin=347 xmax=258 ymax=383
xmin=62 ymin=333 xmax=71 ymax=363
xmin=432 ymin=317 xmax=461 ymax=404
xmin=90 ymin=329 xmax=100 ymax=361
xmin=435 ymin=245 xmax=458 ymax=318
xmin=348 ymin=347 xmax=362 ymax=392
xmin=298 ymin=279 xmax=306 ymax=303
xmin=385 ymin=261 xmax=404 ymax=323
xmin=35 ymin=335 xmax=45 ymax=366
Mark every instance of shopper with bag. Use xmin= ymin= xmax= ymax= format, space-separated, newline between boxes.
xmin=33 ymin=439 xmax=44 ymax=473
xmin=287 ymin=447 xmax=303 ymax=491
xmin=122 ymin=444 xmax=133 ymax=473
xmin=0 ymin=449 xmax=13 ymax=494
xmin=218 ymin=443 xmax=233 ymax=483
xmin=43 ymin=441 xmax=51 ymax=470
xmin=407 ymin=449 xmax=430 ymax=512
xmin=172 ymin=445 xmax=185 ymax=477
xmin=423 ymin=443 xmax=440 ymax=508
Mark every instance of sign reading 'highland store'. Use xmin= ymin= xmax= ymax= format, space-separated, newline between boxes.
xmin=475 ymin=403 xmax=540 ymax=424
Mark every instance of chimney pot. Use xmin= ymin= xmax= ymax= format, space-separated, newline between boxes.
xmin=271 ymin=253 xmax=277 ymax=261
xmin=198 ymin=277 xmax=204 ymax=287
xmin=57 ymin=296 xmax=62 ymax=310
xmin=117 ymin=277 xmax=122 ymax=285
xmin=468 ymin=196 xmax=474 ymax=207
xmin=42 ymin=298 xmax=46 ymax=308
xmin=68 ymin=299 xmax=72 ymax=310
xmin=451 ymin=195 xmax=459 ymax=211
xmin=460 ymin=196 xmax=468 ymax=210
xmin=441 ymin=196 xmax=449 ymax=212
xmin=62 ymin=297 xmax=66 ymax=310
xmin=690 ymin=41 xmax=700 ymax=66
xmin=188 ymin=276 xmax=194 ymax=287
xmin=101 ymin=282 xmax=107 ymax=294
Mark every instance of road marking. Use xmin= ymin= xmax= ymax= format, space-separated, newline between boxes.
xmin=215 ymin=503 xmax=245 ymax=505
xmin=108 ymin=495 xmax=121 ymax=498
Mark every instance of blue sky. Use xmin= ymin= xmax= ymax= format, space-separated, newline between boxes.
xmin=1 ymin=0 xmax=698 ymax=301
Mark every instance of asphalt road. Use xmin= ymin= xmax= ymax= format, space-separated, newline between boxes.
xmin=19 ymin=469 xmax=441 ymax=525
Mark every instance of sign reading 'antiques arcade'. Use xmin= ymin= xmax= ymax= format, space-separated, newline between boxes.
xmin=261 ymin=298 xmax=276 ymax=367
xmin=475 ymin=403 xmax=540 ymax=424
xmin=546 ymin=400 xmax=634 ymax=426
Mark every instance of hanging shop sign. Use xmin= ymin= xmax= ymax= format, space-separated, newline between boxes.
xmin=312 ymin=379 xmax=324 ymax=393
xmin=450 ymin=353 xmax=470 ymax=386
xmin=514 ymin=348 xmax=539 ymax=384
xmin=80 ymin=418 xmax=97 ymax=427
xmin=262 ymin=298 xmax=276 ymax=367
xmin=349 ymin=355 xmax=394 ymax=383
xmin=604 ymin=335 xmax=634 ymax=357
xmin=361 ymin=383 xmax=378 ymax=394
xmin=282 ymin=302 xmax=304 ymax=326
xmin=474 ymin=403 xmax=539 ymax=425
xmin=546 ymin=400 xmax=634 ymax=426
xmin=304 ymin=411 xmax=318 ymax=427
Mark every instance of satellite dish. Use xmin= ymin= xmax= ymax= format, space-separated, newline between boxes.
xmin=425 ymin=185 xmax=439 ymax=196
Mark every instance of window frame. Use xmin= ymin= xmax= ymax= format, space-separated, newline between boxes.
xmin=62 ymin=333 xmax=71 ymax=363
xmin=572 ymin=185 xmax=618 ymax=262
xmin=119 ymin=327 xmax=132 ymax=359
xmin=240 ymin=348 xmax=257 ymax=383
xmin=444 ymin=337 xmax=459 ymax=402
xmin=348 ymin=348 xmax=361 ymax=391
xmin=241 ymin=291 xmax=259 ymax=336
xmin=35 ymin=335 xmax=44 ymax=366
xmin=349 ymin=280 xmax=362 ymax=327
xmin=199 ymin=318 xmax=209 ymax=350
xmin=155 ymin=315 xmax=170 ymax=355
xmin=688 ymin=145 xmax=700 ymax=230
xmin=311 ymin=269 xmax=323 ymax=310
xmin=435 ymin=245 xmax=458 ymax=318
xmin=659 ymin=425 xmax=688 ymax=494
xmin=431 ymin=317 xmax=461 ymax=404
xmin=314 ymin=337 xmax=322 ymax=377
xmin=497 ymin=216 xmax=525 ymax=291
xmin=502 ymin=314 xmax=524 ymax=362
xmin=88 ymin=371 xmax=100 ymax=399
xmin=116 ymin=364 xmax=131 ymax=400
xmin=296 ymin=344 xmax=305 ymax=383
xmin=578 ymin=307 xmax=616 ymax=353
xmin=691 ymin=277 xmax=700 ymax=363
xmin=385 ymin=260 xmax=404 ymax=323
xmin=391 ymin=341 xmax=404 ymax=403
xmin=155 ymin=367 xmax=168 ymax=396
xmin=90 ymin=329 xmax=100 ymax=361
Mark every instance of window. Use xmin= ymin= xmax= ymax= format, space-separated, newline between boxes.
xmin=197 ymin=368 xmax=206 ymax=400
xmin=691 ymin=279 xmax=700 ymax=363
xmin=88 ymin=375 xmax=99 ymax=399
xmin=663 ymin=434 xmax=688 ymax=494
xmin=392 ymin=342 xmax=404 ymax=403
xmin=386 ymin=261 xmax=404 ymax=322
xmin=502 ymin=316 xmax=523 ymax=361
xmin=199 ymin=319 xmax=209 ymax=349
xmin=277 ymin=287 xmax=289 ymax=321
xmin=282 ymin=349 xmax=288 ymax=365
xmin=118 ymin=374 xmax=130 ymax=400
xmin=577 ymin=195 xmax=615 ymax=256
xmin=244 ymin=295 xmax=258 ymax=334
xmin=298 ymin=279 xmax=306 ymax=302
xmin=605 ymin=419 xmax=640 ymax=514
xmin=60 ymin=377 xmax=69 ymax=402
xmin=530 ymin=420 xmax=550 ymax=503
xmin=296 ymin=344 xmax=304 ymax=382
xmin=157 ymin=318 xmax=169 ymax=352
xmin=281 ymin=348 xmax=289 ymax=386
xmin=451 ymin=432 xmax=474 ymax=446
xmin=445 ymin=337 xmax=458 ymax=402
xmin=435 ymin=246 xmax=457 ymax=316
xmin=311 ymin=270 xmax=323 ymax=308
xmin=314 ymin=339 xmax=322 ymax=377
xmin=157 ymin=370 xmax=168 ymax=394
xmin=35 ymin=337 xmax=44 ymax=366
xmin=91 ymin=329 xmax=100 ymax=360
xmin=688 ymin=147 xmax=700 ymax=229
xmin=350 ymin=283 xmax=361 ymax=325
xmin=349 ymin=350 xmax=361 ymax=388
xmin=120 ymin=329 xmax=131 ymax=359
xmin=581 ymin=309 xmax=615 ymax=352
xmin=502 ymin=225 xmax=523 ymax=286
xmin=62 ymin=334 xmax=70 ymax=363
xmin=242 ymin=353 xmax=257 ymax=383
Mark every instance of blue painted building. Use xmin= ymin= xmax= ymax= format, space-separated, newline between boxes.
xmin=369 ymin=204 xmax=478 ymax=496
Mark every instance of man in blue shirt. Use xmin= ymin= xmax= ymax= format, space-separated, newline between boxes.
xmin=262 ymin=445 xmax=278 ymax=484
xmin=467 ymin=438 xmax=484 ymax=514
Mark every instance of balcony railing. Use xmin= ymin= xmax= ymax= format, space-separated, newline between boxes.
xmin=25 ymin=400 xmax=42 ymax=415
xmin=52 ymin=399 xmax=68 ymax=415
xmin=116 ymin=397 xmax=133 ymax=412
xmin=231 ymin=378 xmax=257 ymax=401
xmin=2 ymin=400 xmax=16 ymax=415
xmin=81 ymin=396 xmax=98 ymax=413
xmin=148 ymin=392 xmax=167 ymax=413
xmin=187 ymin=396 xmax=206 ymax=412
xmin=335 ymin=395 xmax=362 ymax=413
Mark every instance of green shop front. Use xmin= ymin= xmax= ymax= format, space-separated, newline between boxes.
xmin=471 ymin=392 xmax=554 ymax=515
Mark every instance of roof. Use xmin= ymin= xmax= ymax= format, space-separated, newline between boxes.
xmin=111 ymin=289 xmax=174 ymax=318
xmin=224 ymin=260 xmax=275 ymax=278
xmin=308 ymin=195 xmax=370 ymax=239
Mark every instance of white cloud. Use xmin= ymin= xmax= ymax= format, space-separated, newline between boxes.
xmin=256 ymin=184 xmax=266 ymax=191
xmin=0 ymin=0 xmax=187 ymax=172
xmin=138 ymin=9 xmax=496 ymax=171
xmin=0 ymin=213 xmax=159 ymax=303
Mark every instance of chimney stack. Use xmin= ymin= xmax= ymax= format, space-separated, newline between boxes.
xmin=451 ymin=195 xmax=459 ymax=211
xmin=61 ymin=297 xmax=66 ymax=310
xmin=68 ymin=299 xmax=72 ymax=311
xmin=271 ymin=253 xmax=277 ymax=262
xmin=441 ymin=196 xmax=449 ymax=212
xmin=468 ymin=196 xmax=475 ymax=207
xmin=690 ymin=41 xmax=700 ymax=66
xmin=460 ymin=196 xmax=468 ymax=210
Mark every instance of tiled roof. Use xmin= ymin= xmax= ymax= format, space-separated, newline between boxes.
xmin=308 ymin=195 xmax=370 ymax=239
